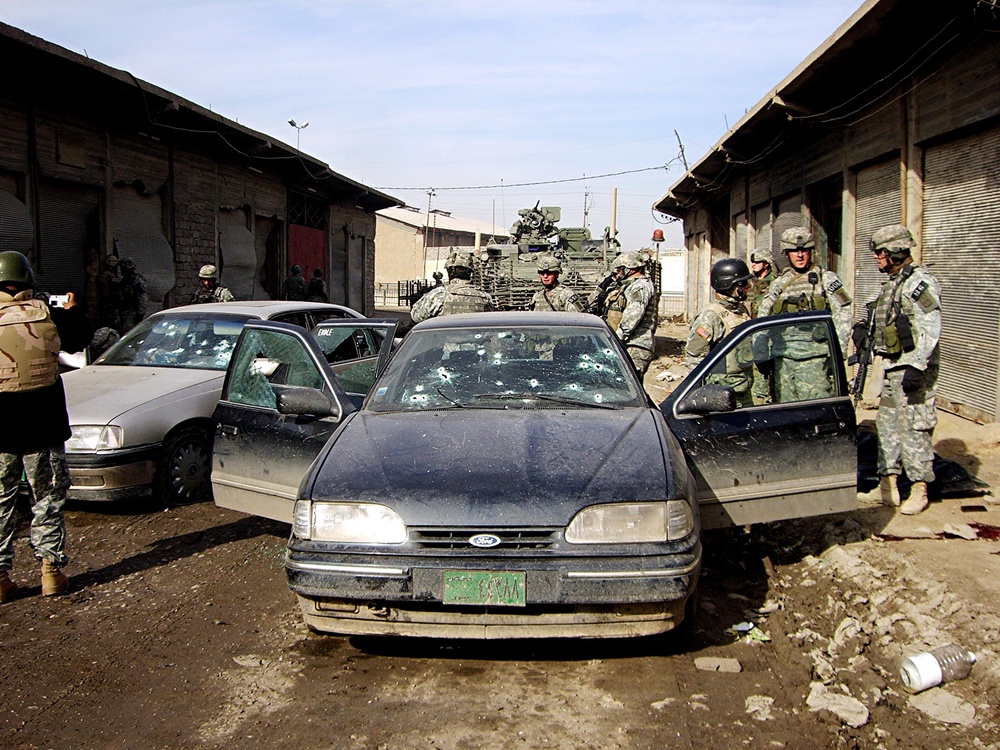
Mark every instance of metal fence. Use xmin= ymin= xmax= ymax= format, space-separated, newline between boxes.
xmin=658 ymin=291 xmax=685 ymax=320
xmin=375 ymin=281 xmax=434 ymax=308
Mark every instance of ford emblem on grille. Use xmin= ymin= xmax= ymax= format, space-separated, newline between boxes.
xmin=469 ymin=534 xmax=501 ymax=548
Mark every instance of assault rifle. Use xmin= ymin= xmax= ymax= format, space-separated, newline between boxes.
xmin=585 ymin=270 xmax=623 ymax=316
xmin=848 ymin=302 xmax=877 ymax=405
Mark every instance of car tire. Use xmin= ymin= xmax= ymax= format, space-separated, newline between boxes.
xmin=156 ymin=426 xmax=213 ymax=505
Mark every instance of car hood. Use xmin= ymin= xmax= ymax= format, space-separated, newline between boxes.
xmin=63 ymin=366 xmax=225 ymax=425
xmin=309 ymin=408 xmax=672 ymax=527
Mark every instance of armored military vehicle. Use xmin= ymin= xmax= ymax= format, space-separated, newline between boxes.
xmin=474 ymin=203 xmax=628 ymax=310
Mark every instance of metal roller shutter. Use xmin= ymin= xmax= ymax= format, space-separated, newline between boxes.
xmin=0 ymin=188 xmax=33 ymax=253
xmin=854 ymin=161 xmax=900 ymax=317
xmin=771 ymin=195 xmax=804 ymax=273
xmin=37 ymin=180 xmax=99 ymax=302
xmin=923 ymin=127 xmax=1000 ymax=420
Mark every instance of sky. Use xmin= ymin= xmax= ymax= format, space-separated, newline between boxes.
xmin=3 ymin=0 xmax=864 ymax=252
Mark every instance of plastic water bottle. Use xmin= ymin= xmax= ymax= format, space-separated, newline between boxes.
xmin=899 ymin=644 xmax=976 ymax=693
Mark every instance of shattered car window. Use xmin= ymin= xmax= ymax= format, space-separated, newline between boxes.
xmin=368 ymin=325 xmax=643 ymax=411
xmin=97 ymin=314 xmax=250 ymax=371
xmin=226 ymin=328 xmax=325 ymax=408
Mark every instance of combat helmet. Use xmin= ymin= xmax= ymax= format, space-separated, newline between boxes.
xmin=445 ymin=249 xmax=476 ymax=272
xmin=780 ymin=227 xmax=815 ymax=252
xmin=0 ymin=251 xmax=35 ymax=289
xmin=119 ymin=257 xmax=137 ymax=271
xmin=711 ymin=258 xmax=753 ymax=293
xmin=102 ymin=254 xmax=119 ymax=270
xmin=199 ymin=264 xmax=219 ymax=279
xmin=870 ymin=224 xmax=916 ymax=261
xmin=749 ymin=247 xmax=773 ymax=265
xmin=611 ymin=252 xmax=643 ymax=270
xmin=536 ymin=255 xmax=562 ymax=273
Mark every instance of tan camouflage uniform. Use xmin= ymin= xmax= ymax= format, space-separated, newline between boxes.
xmin=0 ymin=284 xmax=91 ymax=578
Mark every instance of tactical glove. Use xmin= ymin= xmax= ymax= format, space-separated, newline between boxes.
xmin=900 ymin=366 xmax=923 ymax=394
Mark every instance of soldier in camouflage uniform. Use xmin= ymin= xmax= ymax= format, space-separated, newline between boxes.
xmin=757 ymin=227 xmax=852 ymax=403
xmin=602 ymin=252 xmax=657 ymax=375
xmin=530 ymin=255 xmax=585 ymax=312
xmin=747 ymin=248 xmax=777 ymax=404
xmin=190 ymin=264 xmax=235 ymax=304
xmin=116 ymin=257 xmax=148 ymax=333
xmin=748 ymin=247 xmax=776 ymax=318
xmin=0 ymin=252 xmax=92 ymax=603
xmin=410 ymin=250 xmax=495 ymax=323
xmin=866 ymin=225 xmax=941 ymax=515
xmin=685 ymin=258 xmax=754 ymax=406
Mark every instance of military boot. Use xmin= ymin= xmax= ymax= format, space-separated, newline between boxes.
xmin=881 ymin=475 xmax=901 ymax=507
xmin=900 ymin=481 xmax=929 ymax=516
xmin=858 ymin=475 xmax=900 ymax=506
xmin=0 ymin=570 xmax=18 ymax=603
xmin=40 ymin=560 xmax=69 ymax=597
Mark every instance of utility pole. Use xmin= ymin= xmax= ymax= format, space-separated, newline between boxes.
xmin=422 ymin=188 xmax=435 ymax=280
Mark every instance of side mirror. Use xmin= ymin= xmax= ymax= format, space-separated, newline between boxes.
xmin=675 ymin=384 xmax=737 ymax=415
xmin=273 ymin=384 xmax=340 ymax=420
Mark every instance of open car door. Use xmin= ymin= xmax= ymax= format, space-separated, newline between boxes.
xmin=661 ymin=310 xmax=857 ymax=530
xmin=212 ymin=319 xmax=396 ymax=523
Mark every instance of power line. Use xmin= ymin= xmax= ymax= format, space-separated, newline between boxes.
xmin=373 ymin=161 xmax=681 ymax=192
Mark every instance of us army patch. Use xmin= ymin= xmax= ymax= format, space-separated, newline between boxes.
xmin=911 ymin=280 xmax=938 ymax=312
xmin=826 ymin=277 xmax=851 ymax=305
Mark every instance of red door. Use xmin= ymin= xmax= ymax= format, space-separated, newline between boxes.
xmin=288 ymin=224 xmax=326 ymax=281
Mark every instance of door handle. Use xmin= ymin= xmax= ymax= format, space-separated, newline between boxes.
xmin=814 ymin=421 xmax=844 ymax=436
xmin=219 ymin=425 xmax=238 ymax=436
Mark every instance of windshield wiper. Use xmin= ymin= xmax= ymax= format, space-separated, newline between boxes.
xmin=436 ymin=388 xmax=464 ymax=407
xmin=474 ymin=393 xmax=619 ymax=409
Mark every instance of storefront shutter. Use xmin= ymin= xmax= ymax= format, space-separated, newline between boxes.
xmin=37 ymin=180 xmax=98 ymax=302
xmin=923 ymin=127 xmax=1000 ymax=420
xmin=854 ymin=161 xmax=900 ymax=318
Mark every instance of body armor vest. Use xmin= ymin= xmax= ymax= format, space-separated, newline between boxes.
xmin=0 ymin=295 xmax=61 ymax=393
xmin=440 ymin=281 xmax=491 ymax=316
xmin=770 ymin=267 xmax=828 ymax=314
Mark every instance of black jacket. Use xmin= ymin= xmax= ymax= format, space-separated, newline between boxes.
xmin=0 ymin=304 xmax=92 ymax=454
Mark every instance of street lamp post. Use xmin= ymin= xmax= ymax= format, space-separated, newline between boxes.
xmin=288 ymin=118 xmax=309 ymax=150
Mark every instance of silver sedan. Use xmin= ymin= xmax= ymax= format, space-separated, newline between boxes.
xmin=62 ymin=300 xmax=363 ymax=505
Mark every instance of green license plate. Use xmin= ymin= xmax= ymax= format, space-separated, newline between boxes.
xmin=443 ymin=570 xmax=526 ymax=607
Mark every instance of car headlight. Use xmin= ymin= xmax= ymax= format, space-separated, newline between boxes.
xmin=292 ymin=501 xmax=407 ymax=544
xmin=565 ymin=500 xmax=694 ymax=544
xmin=65 ymin=425 xmax=124 ymax=452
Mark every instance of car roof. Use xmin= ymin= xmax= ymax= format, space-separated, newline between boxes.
xmin=411 ymin=311 xmax=607 ymax=331
xmin=149 ymin=301 xmax=363 ymax=319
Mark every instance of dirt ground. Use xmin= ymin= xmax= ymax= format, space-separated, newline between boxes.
xmin=2 ymin=326 xmax=999 ymax=749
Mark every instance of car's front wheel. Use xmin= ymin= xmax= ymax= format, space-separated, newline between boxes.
xmin=156 ymin=426 xmax=213 ymax=505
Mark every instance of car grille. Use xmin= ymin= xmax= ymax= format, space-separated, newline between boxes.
xmin=410 ymin=527 xmax=560 ymax=550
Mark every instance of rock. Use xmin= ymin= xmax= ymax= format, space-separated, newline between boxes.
xmin=233 ymin=654 xmax=269 ymax=668
xmin=908 ymin=689 xmax=976 ymax=725
xmin=650 ymin=697 xmax=676 ymax=710
xmin=745 ymin=695 xmax=775 ymax=721
xmin=806 ymin=682 xmax=870 ymax=727
xmin=941 ymin=523 xmax=978 ymax=540
xmin=694 ymin=657 xmax=742 ymax=673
